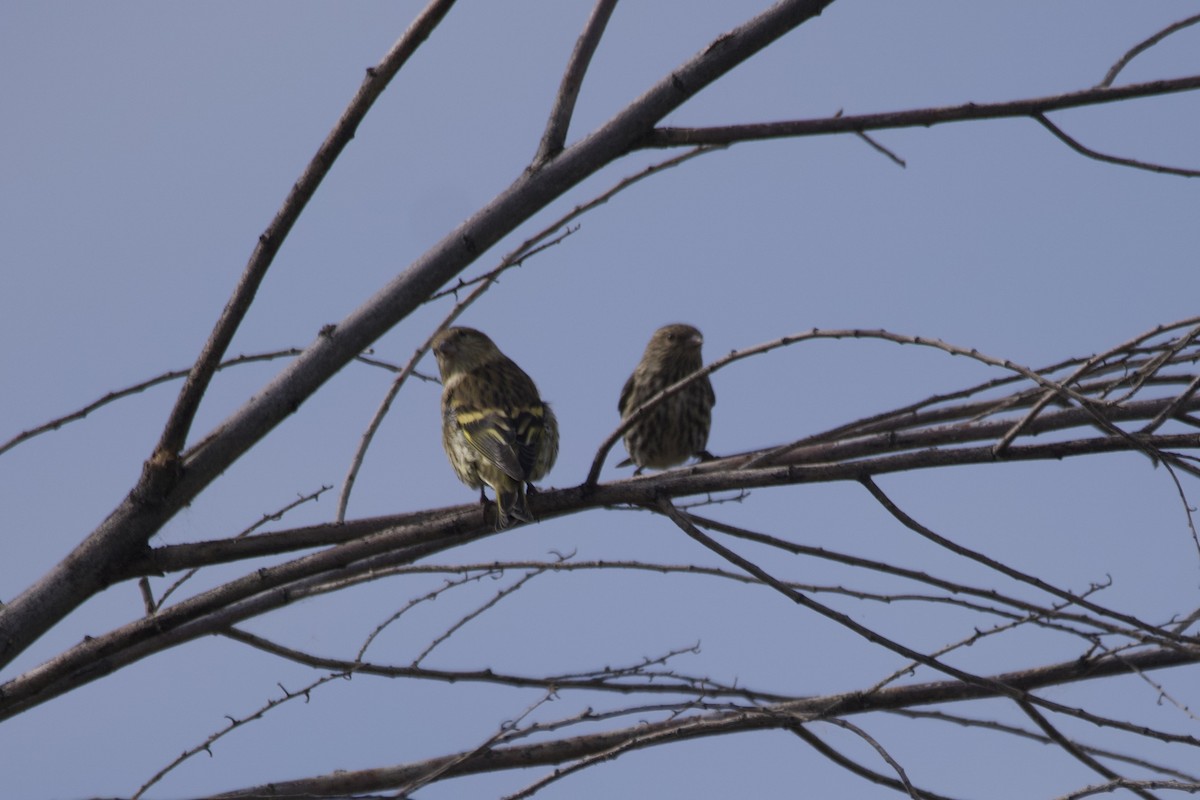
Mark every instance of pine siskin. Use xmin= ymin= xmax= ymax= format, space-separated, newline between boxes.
xmin=618 ymin=323 xmax=715 ymax=472
xmin=431 ymin=327 xmax=559 ymax=527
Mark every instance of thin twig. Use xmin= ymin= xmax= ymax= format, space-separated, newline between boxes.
xmin=1160 ymin=458 xmax=1200 ymax=561
xmin=356 ymin=568 xmax=504 ymax=661
xmin=859 ymin=476 xmax=1193 ymax=648
xmin=412 ymin=567 xmax=548 ymax=667
xmin=157 ymin=484 xmax=333 ymax=609
xmin=1057 ymin=779 xmax=1200 ymax=799
xmin=1018 ymin=699 xmax=1158 ymax=800
xmin=1098 ymin=641 xmax=1200 ymax=723
xmin=994 ymin=320 xmax=1200 ymax=455
xmin=864 ymin=591 xmax=1106 ymax=696
xmin=225 ymin=626 xmax=766 ymax=701
xmin=856 ymin=131 xmax=906 ymax=167
xmin=891 ymin=708 xmax=1200 ymax=782
xmin=1108 ymin=325 xmax=1200 ymax=404
xmin=819 ymin=718 xmax=926 ymax=800
xmin=399 ymin=691 xmax=558 ymax=797
xmin=1100 ymin=13 xmax=1200 ymax=88
xmin=790 ymin=724 xmax=960 ymax=800
xmin=1035 ymin=112 xmax=1200 ymax=178
xmin=0 ymin=349 xmax=302 ymax=458
xmin=655 ymin=498 xmax=1030 ymax=700
xmin=1142 ymin=374 xmax=1200 ymax=435
xmin=154 ymin=486 xmax=330 ymax=609
xmin=132 ymin=670 xmax=348 ymax=799
xmin=686 ymin=513 xmax=1133 ymax=641
xmin=335 ymin=279 xmax=493 ymax=523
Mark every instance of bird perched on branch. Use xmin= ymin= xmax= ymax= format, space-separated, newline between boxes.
xmin=618 ymin=323 xmax=715 ymax=473
xmin=431 ymin=327 xmax=559 ymax=527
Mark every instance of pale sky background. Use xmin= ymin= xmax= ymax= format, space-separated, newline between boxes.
xmin=2 ymin=2 xmax=1199 ymax=798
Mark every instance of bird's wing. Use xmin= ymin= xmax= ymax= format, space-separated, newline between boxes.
xmin=618 ymin=371 xmax=637 ymax=417
xmin=511 ymin=405 xmax=552 ymax=478
xmin=455 ymin=407 xmax=526 ymax=480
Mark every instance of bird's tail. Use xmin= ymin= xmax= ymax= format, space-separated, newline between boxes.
xmin=495 ymin=483 xmax=532 ymax=528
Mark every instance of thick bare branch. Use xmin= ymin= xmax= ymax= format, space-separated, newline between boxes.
xmin=533 ymin=0 xmax=620 ymax=165
xmin=119 ymin=398 xmax=1200 ymax=579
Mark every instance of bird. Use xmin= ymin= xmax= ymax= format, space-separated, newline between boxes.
xmin=618 ymin=323 xmax=715 ymax=473
xmin=431 ymin=326 xmax=559 ymax=527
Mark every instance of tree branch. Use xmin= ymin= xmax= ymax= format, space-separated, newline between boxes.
xmin=338 ymin=145 xmax=716 ymax=520
xmin=0 ymin=349 xmax=302 ymax=458
xmin=1035 ymin=112 xmax=1200 ymax=177
xmin=859 ymin=476 xmax=1194 ymax=648
xmin=1017 ymin=699 xmax=1157 ymax=800
xmin=993 ymin=321 xmax=1200 ymax=456
xmin=532 ymin=0 xmax=619 ymax=165
xmin=791 ymin=723 xmax=962 ymax=800
xmin=119 ymin=406 xmax=1200 ymax=579
xmin=592 ymin=323 xmax=1200 ymax=484
xmin=13 ymin=421 xmax=1195 ymax=723
xmin=208 ymin=645 xmax=1200 ymax=798
xmin=157 ymin=0 xmax=460 ymax=459
xmin=0 ymin=0 xmax=835 ymax=672
xmin=646 ymin=75 xmax=1200 ymax=147
xmin=223 ymin=626 xmax=774 ymax=701
xmin=1100 ymin=13 xmax=1200 ymax=88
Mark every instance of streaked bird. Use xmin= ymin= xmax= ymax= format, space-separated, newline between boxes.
xmin=431 ymin=327 xmax=559 ymax=527
xmin=618 ymin=323 xmax=715 ymax=473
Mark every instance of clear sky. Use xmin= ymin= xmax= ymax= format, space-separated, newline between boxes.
xmin=2 ymin=2 xmax=1198 ymax=797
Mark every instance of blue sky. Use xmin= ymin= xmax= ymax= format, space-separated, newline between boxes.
xmin=2 ymin=2 xmax=1199 ymax=797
